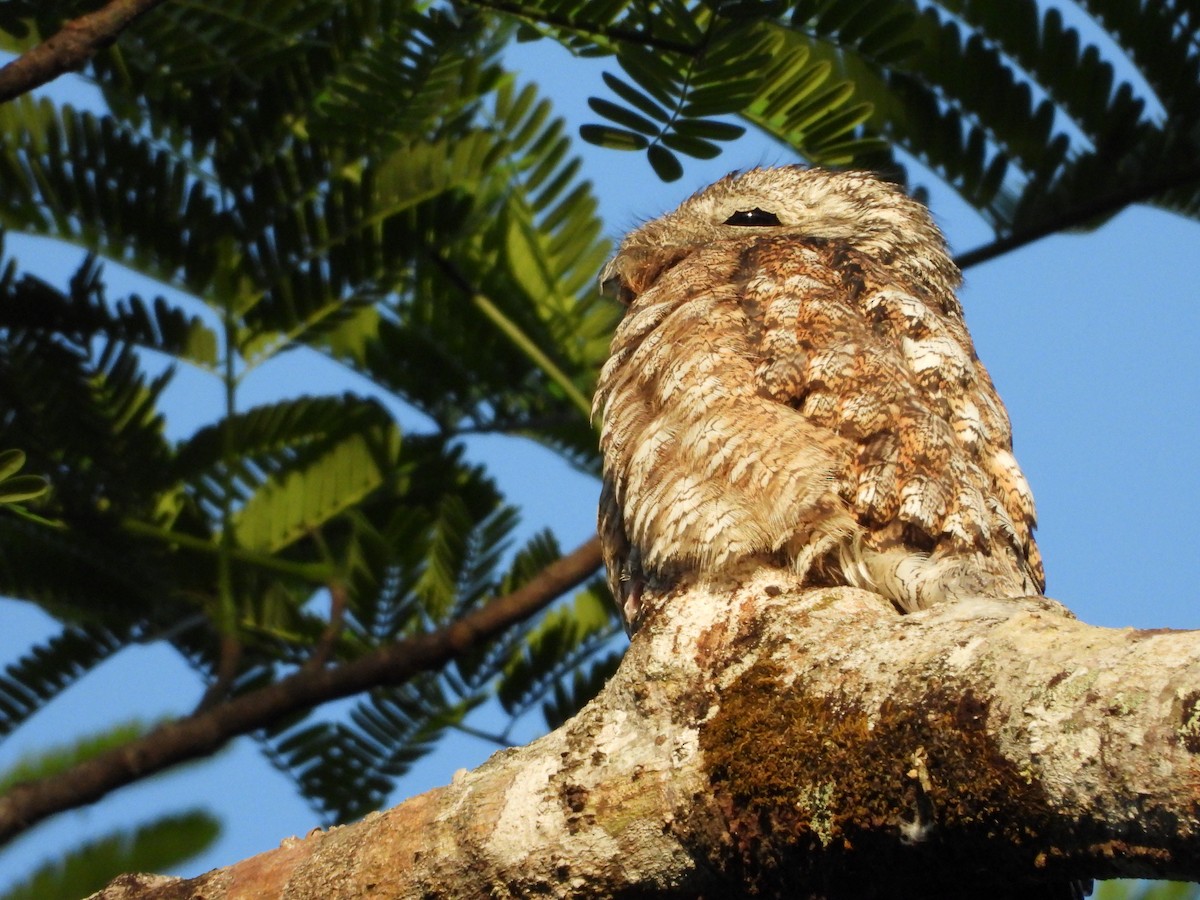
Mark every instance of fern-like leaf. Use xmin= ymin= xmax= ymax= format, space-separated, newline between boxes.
xmin=0 ymin=627 xmax=130 ymax=740
xmin=497 ymin=582 xmax=621 ymax=723
xmin=0 ymin=811 xmax=219 ymax=900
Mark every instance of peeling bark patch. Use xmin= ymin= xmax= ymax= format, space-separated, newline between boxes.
xmin=1046 ymin=671 xmax=1070 ymax=691
xmin=697 ymin=661 xmax=1084 ymax=897
xmin=562 ymin=782 xmax=589 ymax=813
xmin=564 ymin=782 xmax=597 ymax=840
xmin=697 ymin=604 xmax=768 ymax=680
xmin=1178 ymin=691 xmax=1200 ymax=753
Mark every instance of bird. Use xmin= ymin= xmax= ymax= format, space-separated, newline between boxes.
xmin=593 ymin=166 xmax=1042 ymax=633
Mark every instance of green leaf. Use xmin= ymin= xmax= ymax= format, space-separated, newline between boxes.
xmin=781 ymin=80 xmax=858 ymax=135
xmin=0 ymin=811 xmax=220 ymax=900
xmin=498 ymin=582 xmax=621 ymax=721
xmin=233 ymin=427 xmax=401 ymax=554
xmin=308 ymin=8 xmax=504 ymax=149
xmin=672 ymin=117 xmax=746 ymax=141
xmin=0 ymin=720 xmax=151 ymax=792
xmin=0 ymin=474 xmax=49 ymax=504
xmin=411 ymin=495 xmax=477 ymax=619
xmin=662 ymin=131 xmax=722 ymax=159
xmin=601 ymin=71 xmax=671 ymax=123
xmin=0 ymin=625 xmax=129 ymax=741
xmin=504 ymin=212 xmax=556 ymax=302
xmin=616 ymin=48 xmax=681 ymax=106
xmin=587 ymin=97 xmax=661 ymax=136
xmin=579 ymin=123 xmax=650 ymax=151
xmin=647 ymin=144 xmax=684 ymax=181
xmin=469 ymin=291 xmax=593 ymax=419
xmin=260 ymin=677 xmax=482 ymax=824
xmin=0 ymin=99 xmax=222 ymax=296
xmin=542 ymin=649 xmax=623 ymax=729
xmin=1093 ymin=881 xmax=1200 ymax=900
xmin=801 ymin=101 xmax=874 ymax=150
xmin=0 ymin=448 xmax=26 ymax=481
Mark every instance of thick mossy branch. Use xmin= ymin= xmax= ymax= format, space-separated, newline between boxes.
xmin=90 ymin=571 xmax=1200 ymax=899
xmin=701 ymin=662 xmax=1088 ymax=895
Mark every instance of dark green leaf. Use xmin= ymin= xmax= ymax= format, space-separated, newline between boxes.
xmin=662 ymin=131 xmax=722 ymax=159
xmin=672 ymin=117 xmax=746 ymax=142
xmin=586 ymin=97 xmax=661 ymax=136
xmin=601 ymin=71 xmax=671 ymax=122
xmin=0 ymin=811 xmax=220 ymax=900
xmin=579 ymin=123 xmax=650 ymax=150
xmin=0 ymin=474 xmax=49 ymax=504
xmin=647 ymin=144 xmax=684 ymax=181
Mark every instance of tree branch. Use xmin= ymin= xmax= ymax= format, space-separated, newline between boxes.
xmin=955 ymin=163 xmax=1200 ymax=270
xmin=0 ymin=535 xmax=603 ymax=845
xmin=0 ymin=0 xmax=169 ymax=104
xmin=91 ymin=568 xmax=1200 ymax=898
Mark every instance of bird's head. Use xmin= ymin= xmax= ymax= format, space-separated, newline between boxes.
xmin=601 ymin=166 xmax=960 ymax=304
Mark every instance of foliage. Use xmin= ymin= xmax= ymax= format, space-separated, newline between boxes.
xmin=0 ymin=0 xmax=620 ymax=850
xmin=1096 ymin=882 xmax=1200 ymax=900
xmin=508 ymin=0 xmax=1200 ymax=242
xmin=0 ymin=449 xmax=48 ymax=507
xmin=0 ymin=725 xmax=220 ymax=900
xmin=0 ymin=720 xmax=151 ymax=793
xmin=498 ymin=572 xmax=622 ymax=730
xmin=0 ymin=811 xmax=219 ymax=900
xmin=0 ymin=0 xmax=1195 ymax=893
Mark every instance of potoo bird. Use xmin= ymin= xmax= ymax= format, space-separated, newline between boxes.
xmin=594 ymin=166 xmax=1042 ymax=632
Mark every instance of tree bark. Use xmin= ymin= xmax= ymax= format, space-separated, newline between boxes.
xmin=89 ymin=566 xmax=1200 ymax=898
xmin=0 ymin=0 xmax=169 ymax=104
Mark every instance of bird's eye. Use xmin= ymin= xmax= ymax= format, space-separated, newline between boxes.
xmin=723 ymin=207 xmax=782 ymax=226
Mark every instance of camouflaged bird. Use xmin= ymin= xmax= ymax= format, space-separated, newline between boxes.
xmin=594 ymin=166 xmax=1042 ymax=632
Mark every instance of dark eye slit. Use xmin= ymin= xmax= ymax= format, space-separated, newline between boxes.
xmin=724 ymin=208 xmax=782 ymax=226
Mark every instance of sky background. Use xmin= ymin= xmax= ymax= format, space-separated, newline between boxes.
xmin=1 ymin=21 xmax=1198 ymax=893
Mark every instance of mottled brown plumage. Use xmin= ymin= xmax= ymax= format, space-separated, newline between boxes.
xmin=594 ymin=167 xmax=1041 ymax=632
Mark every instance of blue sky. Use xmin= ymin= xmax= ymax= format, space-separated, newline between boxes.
xmin=1 ymin=25 xmax=1198 ymax=892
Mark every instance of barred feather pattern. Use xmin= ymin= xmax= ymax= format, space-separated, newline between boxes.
xmin=594 ymin=167 xmax=1042 ymax=632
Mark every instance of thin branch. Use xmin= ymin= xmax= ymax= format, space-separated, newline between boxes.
xmin=955 ymin=163 xmax=1200 ymax=269
xmin=120 ymin=517 xmax=332 ymax=583
xmin=0 ymin=0 xmax=169 ymax=104
xmin=425 ymin=251 xmax=593 ymax=419
xmin=306 ymin=580 xmax=347 ymax=670
xmin=0 ymin=534 xmax=603 ymax=845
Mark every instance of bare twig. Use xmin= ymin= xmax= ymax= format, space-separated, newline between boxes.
xmin=0 ymin=0 xmax=169 ymax=104
xmin=306 ymin=581 xmax=348 ymax=671
xmin=0 ymin=534 xmax=603 ymax=845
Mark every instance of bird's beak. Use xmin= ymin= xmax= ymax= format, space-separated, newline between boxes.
xmin=599 ymin=255 xmax=636 ymax=306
